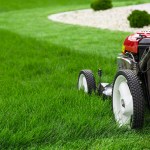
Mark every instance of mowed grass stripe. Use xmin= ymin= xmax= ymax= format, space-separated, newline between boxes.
xmin=0 ymin=6 xmax=130 ymax=58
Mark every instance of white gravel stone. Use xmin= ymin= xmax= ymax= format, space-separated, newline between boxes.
xmin=48 ymin=3 xmax=150 ymax=32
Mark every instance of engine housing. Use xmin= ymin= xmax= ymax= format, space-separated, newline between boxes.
xmin=119 ymin=31 xmax=150 ymax=100
xmin=122 ymin=31 xmax=150 ymax=55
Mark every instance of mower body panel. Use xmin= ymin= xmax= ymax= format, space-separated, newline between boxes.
xmin=123 ymin=34 xmax=139 ymax=53
xmin=123 ymin=31 xmax=150 ymax=54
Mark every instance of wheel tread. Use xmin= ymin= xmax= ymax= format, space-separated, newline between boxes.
xmin=113 ymin=69 xmax=144 ymax=129
xmin=78 ymin=70 xmax=96 ymax=94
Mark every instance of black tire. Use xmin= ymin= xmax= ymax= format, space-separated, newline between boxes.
xmin=112 ymin=69 xmax=144 ymax=129
xmin=78 ymin=70 xmax=96 ymax=94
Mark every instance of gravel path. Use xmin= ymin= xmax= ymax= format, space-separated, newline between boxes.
xmin=48 ymin=3 xmax=150 ymax=32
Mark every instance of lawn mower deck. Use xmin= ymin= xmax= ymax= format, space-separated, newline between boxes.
xmin=78 ymin=31 xmax=150 ymax=129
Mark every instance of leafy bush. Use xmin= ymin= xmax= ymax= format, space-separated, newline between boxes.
xmin=128 ymin=10 xmax=150 ymax=28
xmin=91 ymin=0 xmax=112 ymax=11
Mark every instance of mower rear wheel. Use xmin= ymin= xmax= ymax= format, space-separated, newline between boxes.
xmin=78 ymin=70 xmax=96 ymax=94
xmin=112 ymin=70 xmax=144 ymax=129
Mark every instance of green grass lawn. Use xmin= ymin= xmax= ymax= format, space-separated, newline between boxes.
xmin=0 ymin=0 xmax=150 ymax=149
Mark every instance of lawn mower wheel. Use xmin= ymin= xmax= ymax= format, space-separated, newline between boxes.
xmin=112 ymin=69 xmax=144 ymax=129
xmin=78 ymin=70 xmax=96 ymax=94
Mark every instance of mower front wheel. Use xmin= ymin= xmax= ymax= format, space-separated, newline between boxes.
xmin=78 ymin=70 xmax=96 ymax=94
xmin=112 ymin=70 xmax=144 ymax=129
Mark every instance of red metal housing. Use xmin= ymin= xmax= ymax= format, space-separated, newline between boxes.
xmin=123 ymin=31 xmax=150 ymax=54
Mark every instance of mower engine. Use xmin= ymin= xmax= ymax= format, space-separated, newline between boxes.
xmin=118 ymin=31 xmax=150 ymax=100
xmin=78 ymin=31 xmax=150 ymax=129
xmin=118 ymin=31 xmax=150 ymax=68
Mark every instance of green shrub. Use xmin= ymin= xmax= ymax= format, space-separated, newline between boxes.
xmin=91 ymin=0 xmax=112 ymax=11
xmin=128 ymin=10 xmax=150 ymax=28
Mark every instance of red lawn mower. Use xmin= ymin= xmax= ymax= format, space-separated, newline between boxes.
xmin=78 ymin=31 xmax=150 ymax=129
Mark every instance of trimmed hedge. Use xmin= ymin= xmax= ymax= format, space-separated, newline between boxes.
xmin=128 ymin=10 xmax=150 ymax=28
xmin=91 ymin=0 xmax=112 ymax=11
